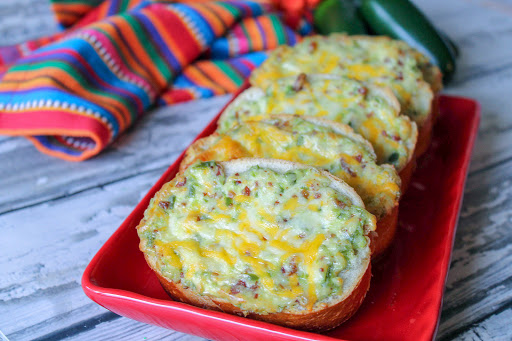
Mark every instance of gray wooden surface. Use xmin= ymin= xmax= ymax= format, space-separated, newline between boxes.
xmin=0 ymin=0 xmax=511 ymax=340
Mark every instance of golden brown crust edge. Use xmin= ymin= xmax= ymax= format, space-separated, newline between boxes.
xmin=398 ymin=155 xmax=417 ymax=195
xmin=370 ymin=206 xmax=399 ymax=259
xmin=415 ymin=93 xmax=441 ymax=158
xmin=179 ymin=134 xmax=221 ymax=173
xmin=154 ymin=263 xmax=371 ymax=332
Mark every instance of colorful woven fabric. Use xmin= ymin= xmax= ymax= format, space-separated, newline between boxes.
xmin=0 ymin=0 xmax=313 ymax=161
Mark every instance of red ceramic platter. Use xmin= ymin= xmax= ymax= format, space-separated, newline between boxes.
xmin=82 ymin=92 xmax=480 ymax=341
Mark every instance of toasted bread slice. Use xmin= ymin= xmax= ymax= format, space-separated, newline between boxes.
xmin=218 ymin=74 xmax=417 ymax=173
xmin=137 ymin=159 xmax=376 ymax=331
xmin=182 ymin=115 xmax=401 ymax=257
xmin=249 ymin=34 xmax=441 ymax=156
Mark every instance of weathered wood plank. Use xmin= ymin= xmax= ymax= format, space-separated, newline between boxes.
xmin=437 ymin=157 xmax=512 ymax=339
xmin=416 ymin=0 xmax=512 ymax=173
xmin=451 ymin=303 xmax=512 ymax=341
xmin=64 ymin=317 xmax=203 ymax=341
xmin=0 ymin=168 xmax=166 ymax=340
xmin=0 ymin=95 xmax=230 ymax=216
xmin=0 ymin=0 xmax=57 ymax=46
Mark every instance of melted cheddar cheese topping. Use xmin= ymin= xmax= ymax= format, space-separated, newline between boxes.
xmin=249 ymin=34 xmax=434 ymax=126
xmin=191 ymin=117 xmax=400 ymax=218
xmin=218 ymin=75 xmax=417 ymax=170
xmin=138 ymin=162 xmax=375 ymax=314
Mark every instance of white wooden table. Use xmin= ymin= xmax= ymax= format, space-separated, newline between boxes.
xmin=1 ymin=0 xmax=511 ymax=340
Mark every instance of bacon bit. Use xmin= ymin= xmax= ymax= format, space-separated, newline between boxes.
xmin=176 ymin=178 xmax=187 ymax=187
xmin=274 ymin=201 xmax=280 ymax=205
xmin=392 ymin=135 xmax=402 ymax=142
xmin=320 ymin=268 xmax=324 ymax=272
xmin=281 ymin=267 xmax=286 ymax=273
xmin=180 ymin=272 xmax=184 ymax=278
xmin=262 ymin=236 xmax=267 ymax=241
xmin=235 ymin=180 xmax=242 ymax=185
xmin=309 ymin=41 xmax=318 ymax=53
xmin=212 ymin=272 xmax=219 ymax=276
xmin=289 ymin=262 xmax=298 ymax=276
xmin=314 ymin=193 xmax=321 ymax=199
xmin=196 ymin=216 xmax=201 ymax=221
xmin=299 ymin=233 xmax=306 ymax=238
xmin=397 ymin=71 xmax=404 ymax=81
xmin=243 ymin=186 xmax=251 ymax=196
xmin=292 ymin=194 xmax=298 ymax=198
xmin=268 ymin=182 xmax=273 ymax=186
xmin=279 ymin=284 xmax=285 ymax=289
xmin=366 ymin=112 xmax=374 ymax=118
xmin=250 ymin=283 xmax=259 ymax=290
xmin=228 ymin=190 xmax=235 ymax=198
xmin=335 ymin=199 xmax=346 ymax=209
xmin=255 ymin=181 xmax=259 ymax=187
xmin=354 ymin=154 xmax=363 ymax=163
xmin=283 ymin=218 xmax=288 ymax=222
xmin=230 ymin=280 xmax=247 ymax=295
xmin=358 ymin=87 xmax=368 ymax=96
xmin=159 ymin=201 xmax=170 ymax=209
xmin=254 ymin=294 xmax=259 ymax=299
xmin=301 ymin=189 xmax=309 ymax=199
xmin=216 ymin=167 xmax=222 ymax=176
xmin=235 ymin=173 xmax=240 ymax=176
xmin=398 ymin=59 xmax=403 ymax=66
xmin=181 ymin=203 xmax=187 ymax=206
xmin=274 ymin=120 xmax=290 ymax=129
xmin=203 ymin=192 xmax=208 ymax=196
xmin=340 ymin=158 xmax=357 ymax=177
xmin=245 ymin=250 xmax=251 ymax=256
xmin=292 ymin=73 xmax=307 ymax=92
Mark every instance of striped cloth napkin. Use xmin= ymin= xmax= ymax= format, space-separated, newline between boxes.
xmin=0 ymin=0 xmax=315 ymax=161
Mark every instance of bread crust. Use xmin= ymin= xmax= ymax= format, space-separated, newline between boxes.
xmin=398 ymin=156 xmax=417 ymax=194
xmin=371 ymin=206 xmax=399 ymax=259
xmin=153 ymin=261 xmax=371 ymax=332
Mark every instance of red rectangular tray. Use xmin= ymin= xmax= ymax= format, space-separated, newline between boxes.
xmin=82 ymin=92 xmax=480 ymax=341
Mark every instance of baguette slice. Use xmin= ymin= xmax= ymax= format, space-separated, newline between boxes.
xmin=218 ymin=74 xmax=417 ymax=174
xmin=182 ymin=115 xmax=401 ymax=257
xmin=137 ymin=158 xmax=376 ymax=331
xmin=249 ymin=34 xmax=441 ymax=156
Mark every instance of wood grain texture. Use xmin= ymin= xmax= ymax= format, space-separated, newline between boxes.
xmin=437 ymin=158 xmax=512 ymax=340
xmin=0 ymin=0 xmax=511 ymax=340
xmin=0 ymin=0 xmax=57 ymax=46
